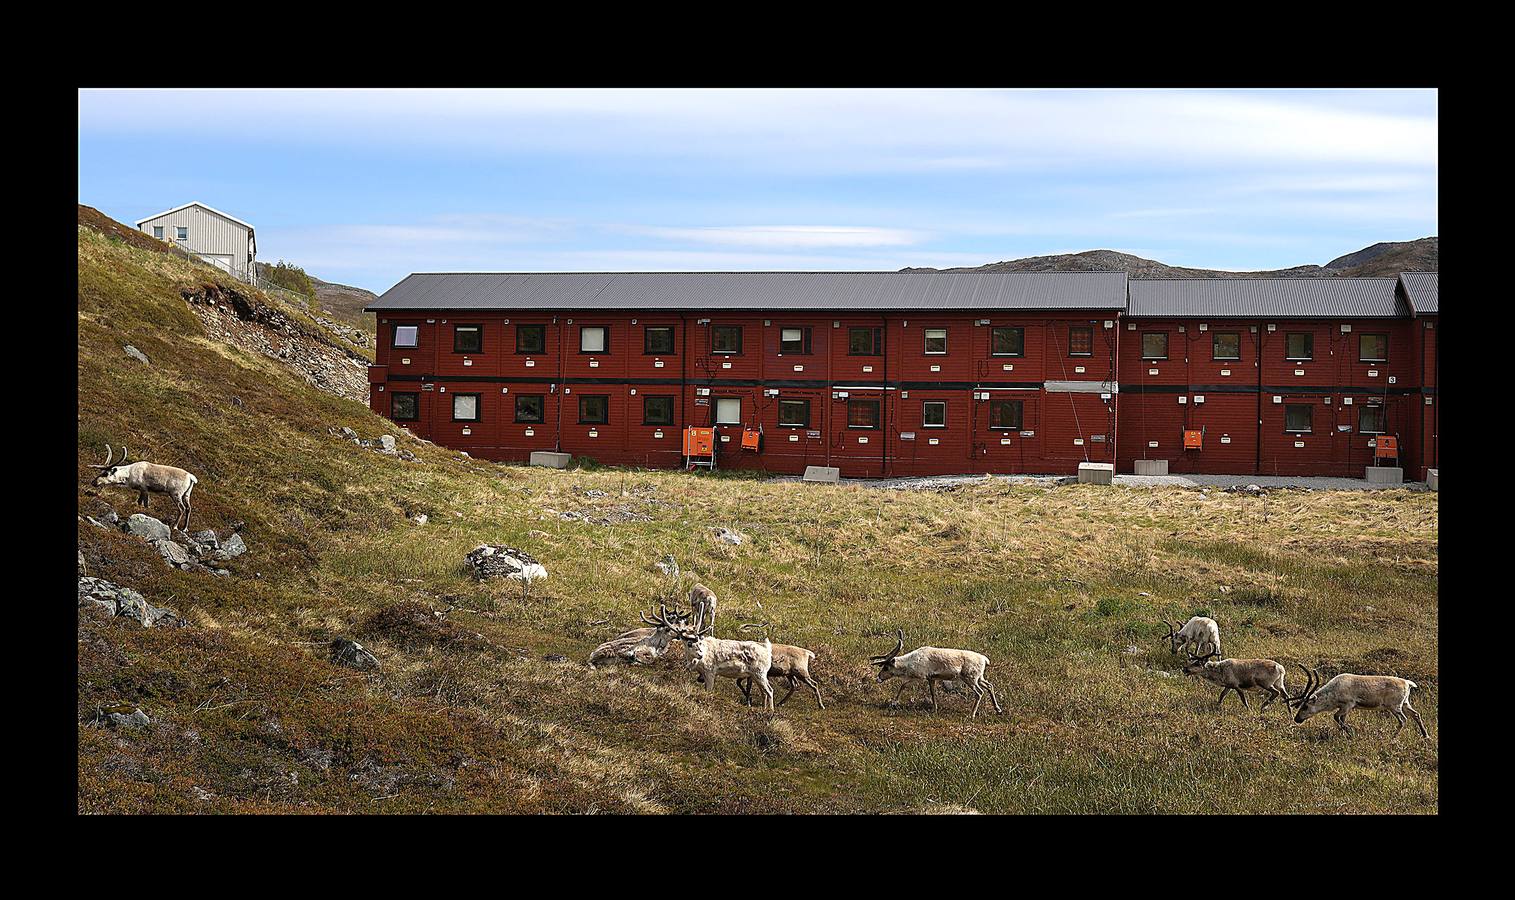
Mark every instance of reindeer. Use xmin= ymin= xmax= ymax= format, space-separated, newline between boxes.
xmin=586 ymin=604 xmax=691 ymax=668
xmin=88 ymin=444 xmax=199 ymax=530
xmin=666 ymin=618 xmax=775 ymax=711
xmin=869 ymin=629 xmax=1003 ymax=718
xmin=1182 ymin=649 xmax=1292 ymax=713
xmin=721 ymin=628 xmax=824 ymax=709
xmin=1161 ymin=617 xmax=1221 ymax=658
xmin=688 ymin=583 xmax=717 ymax=632
xmin=1289 ymin=664 xmax=1429 ymax=739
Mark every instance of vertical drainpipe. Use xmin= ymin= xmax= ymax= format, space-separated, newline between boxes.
xmin=1111 ymin=306 xmax=1120 ymax=472
xmin=1255 ymin=323 xmax=1264 ymax=476
xmin=554 ymin=315 xmax=564 ymax=452
xmin=881 ymin=313 xmax=889 ymax=476
xmin=824 ymin=317 xmax=833 ymax=468
xmin=679 ymin=312 xmax=689 ymax=450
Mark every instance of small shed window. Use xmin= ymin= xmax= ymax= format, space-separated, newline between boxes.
xmin=777 ymin=399 xmax=810 ymax=427
xmin=393 ymin=325 xmax=419 ymax=348
xmin=991 ymin=327 xmax=1024 ymax=357
xmin=1359 ymin=405 xmax=1386 ymax=434
xmin=711 ymin=325 xmax=743 ymax=355
xmin=1212 ymin=332 xmax=1241 ymax=361
xmin=1285 ymin=332 xmax=1313 ymax=360
xmin=175 ymin=225 xmax=188 ymax=241
xmin=578 ymin=395 xmax=609 ymax=424
xmin=923 ymin=328 xmax=948 ymax=355
xmin=643 ymin=395 xmax=674 ymax=425
xmin=580 ymin=326 xmax=608 ymax=354
xmin=390 ymin=392 xmax=419 ymax=422
xmin=848 ymin=327 xmax=882 ymax=356
xmin=922 ymin=400 xmax=947 ymax=427
xmin=152 ymin=225 xmax=164 ymax=240
xmin=515 ymin=394 xmax=544 ymax=423
xmin=989 ymin=399 xmax=1023 ymax=430
xmin=714 ymin=397 xmax=742 ymax=425
xmin=1359 ymin=333 xmax=1388 ymax=363
xmin=779 ymin=327 xmax=811 ymax=354
xmin=1068 ymin=326 xmax=1093 ymax=356
xmin=1141 ymin=332 xmax=1168 ymax=360
xmin=452 ymin=393 xmax=481 ymax=422
xmin=453 ymin=325 xmax=483 ymax=353
xmin=644 ymin=326 xmax=675 ymax=355
xmin=516 ymin=324 xmax=546 ymax=354
xmin=1285 ymin=403 xmax=1312 ymax=433
xmin=847 ymin=398 xmax=880 ymax=429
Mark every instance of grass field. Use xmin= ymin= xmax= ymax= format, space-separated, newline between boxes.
xmin=77 ymin=225 xmax=1439 ymax=814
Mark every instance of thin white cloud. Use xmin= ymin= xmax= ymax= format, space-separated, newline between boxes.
xmin=616 ymin=225 xmax=926 ymax=249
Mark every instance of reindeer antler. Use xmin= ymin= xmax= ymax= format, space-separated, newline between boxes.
xmin=89 ymin=443 xmax=115 ymax=470
xmin=870 ymin=628 xmax=905 ymax=665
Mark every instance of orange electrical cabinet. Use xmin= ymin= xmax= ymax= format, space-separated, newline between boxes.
xmin=741 ymin=427 xmax=762 ymax=451
xmin=1183 ymin=429 xmax=1204 ymax=450
xmin=1375 ymin=435 xmax=1399 ymax=459
xmin=683 ymin=426 xmax=715 ymax=457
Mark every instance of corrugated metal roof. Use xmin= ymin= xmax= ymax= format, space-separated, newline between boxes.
xmin=1399 ymin=271 xmax=1438 ymax=315
xmin=1127 ymin=278 xmax=1405 ymax=318
xmin=366 ymin=271 xmax=1129 ymax=312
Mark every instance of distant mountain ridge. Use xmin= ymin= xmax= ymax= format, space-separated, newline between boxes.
xmin=902 ymin=237 xmax=1437 ymax=279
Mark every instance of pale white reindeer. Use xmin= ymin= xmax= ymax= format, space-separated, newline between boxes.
xmin=1290 ymin=664 xmax=1429 ymax=739
xmin=688 ymin=583 xmax=717 ymax=633
xmin=721 ymin=627 xmax=824 ymax=709
xmin=1182 ymin=649 xmax=1292 ymax=713
xmin=88 ymin=444 xmax=200 ymax=530
xmin=587 ymin=604 xmax=691 ymax=668
xmin=669 ymin=618 xmax=775 ymax=711
xmin=869 ymin=629 xmax=1003 ymax=719
xmin=1162 ymin=617 xmax=1221 ymax=658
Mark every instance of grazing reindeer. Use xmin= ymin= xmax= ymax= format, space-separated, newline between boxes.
xmin=688 ymin=583 xmax=717 ymax=633
xmin=1290 ymin=665 xmax=1429 ymax=739
xmin=587 ymin=604 xmax=690 ymax=668
xmin=724 ymin=630 xmax=824 ymax=709
xmin=670 ymin=620 xmax=775 ymax=711
xmin=869 ymin=629 xmax=1003 ymax=719
xmin=89 ymin=444 xmax=199 ymax=530
xmin=1162 ymin=617 xmax=1221 ymax=658
xmin=1182 ymin=650 xmax=1291 ymax=713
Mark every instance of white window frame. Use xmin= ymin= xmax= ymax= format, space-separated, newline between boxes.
xmin=580 ymin=326 xmax=608 ymax=354
xmin=452 ymin=393 xmax=480 ymax=422
xmin=923 ymin=328 xmax=948 ymax=355
xmin=714 ymin=397 xmax=742 ymax=425
xmin=922 ymin=400 xmax=947 ymax=428
xmin=152 ymin=225 xmax=164 ymax=240
xmin=393 ymin=325 xmax=419 ymax=348
xmin=777 ymin=398 xmax=809 ymax=427
xmin=175 ymin=225 xmax=188 ymax=241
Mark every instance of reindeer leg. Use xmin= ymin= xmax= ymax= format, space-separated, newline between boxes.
xmin=1217 ymin=687 xmax=1231 ymax=707
xmin=970 ymin=681 xmax=984 ymax=719
xmin=1405 ymin=702 xmax=1428 ymax=739
xmin=776 ymin=676 xmax=796 ymax=707
xmin=804 ymin=676 xmax=825 ymax=710
xmin=892 ymin=681 xmax=909 ymax=708
xmin=982 ymin=678 xmax=1004 ymax=714
xmin=927 ymin=677 xmax=939 ymax=711
xmin=1389 ymin=707 xmax=1407 ymax=736
xmin=1259 ymin=688 xmax=1276 ymax=712
xmin=756 ymin=672 xmax=774 ymax=711
xmin=1237 ymin=689 xmax=1250 ymax=710
xmin=1334 ymin=709 xmax=1354 ymax=736
xmin=737 ymin=677 xmax=753 ymax=706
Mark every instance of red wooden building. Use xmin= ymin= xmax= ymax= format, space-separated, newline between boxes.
xmin=365 ymin=270 xmax=1438 ymax=480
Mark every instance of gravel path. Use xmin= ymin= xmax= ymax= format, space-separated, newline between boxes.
xmin=769 ymin=472 xmax=1430 ymax=492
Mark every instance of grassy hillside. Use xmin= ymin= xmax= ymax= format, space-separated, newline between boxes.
xmin=77 ymin=226 xmax=1438 ymax=814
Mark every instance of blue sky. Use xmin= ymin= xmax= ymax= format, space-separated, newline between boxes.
xmin=77 ymin=88 xmax=1437 ymax=294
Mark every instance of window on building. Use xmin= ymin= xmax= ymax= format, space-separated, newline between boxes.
xmin=1285 ymin=332 xmax=1313 ymax=360
xmin=578 ymin=395 xmax=608 ymax=424
xmin=991 ymin=327 xmax=1024 ymax=357
xmin=1068 ymin=326 xmax=1093 ymax=356
xmin=1141 ymin=332 xmax=1168 ymax=360
xmin=779 ymin=327 xmax=812 ymax=354
xmin=580 ymin=326 xmax=608 ymax=354
xmin=714 ymin=397 xmax=741 ymax=425
xmin=514 ymin=394 xmax=544 ymax=423
xmin=922 ymin=400 xmax=947 ymax=427
xmin=847 ymin=398 xmax=880 ymax=428
xmin=989 ymin=399 xmax=1023 ymax=430
xmin=848 ymin=326 xmax=882 ymax=356
xmin=711 ymin=325 xmax=743 ymax=355
xmin=516 ymin=324 xmax=546 ymax=354
xmin=777 ymin=398 xmax=810 ymax=427
xmin=390 ymin=392 xmax=419 ymax=422
xmin=175 ymin=225 xmax=188 ymax=241
xmin=1285 ymin=403 xmax=1312 ymax=433
xmin=393 ymin=325 xmax=419 ymax=348
xmin=452 ymin=393 xmax=480 ymax=422
xmin=643 ymin=395 xmax=674 ymax=426
xmin=1359 ymin=405 xmax=1386 ymax=434
xmin=1359 ymin=333 xmax=1388 ymax=363
xmin=644 ymin=326 xmax=675 ymax=355
xmin=453 ymin=324 xmax=483 ymax=353
xmin=152 ymin=225 xmax=164 ymax=240
xmin=923 ymin=328 xmax=948 ymax=355
xmin=1213 ymin=332 xmax=1241 ymax=361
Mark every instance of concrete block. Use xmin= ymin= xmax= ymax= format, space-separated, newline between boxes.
xmin=1427 ymin=468 xmax=1438 ymax=491
xmin=1364 ymin=466 xmax=1403 ymax=485
xmin=1133 ymin=459 xmax=1169 ymax=476
xmin=529 ymin=451 xmax=572 ymax=469
xmin=1077 ymin=462 xmax=1115 ymax=485
xmin=802 ymin=465 xmax=841 ymax=484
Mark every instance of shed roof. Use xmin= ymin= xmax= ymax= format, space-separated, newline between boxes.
xmin=1126 ymin=278 xmax=1405 ymax=319
xmin=366 ymin=271 xmax=1129 ymax=313
xmin=135 ymin=201 xmax=255 ymax=233
xmin=1398 ymin=272 xmax=1438 ymax=315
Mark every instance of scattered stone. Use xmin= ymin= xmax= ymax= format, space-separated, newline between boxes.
xmin=152 ymin=538 xmax=193 ymax=568
xmin=330 ymin=638 xmax=381 ymax=671
xmin=89 ymin=704 xmax=151 ymax=729
xmin=78 ymin=550 xmax=87 ymax=576
xmin=78 ymin=576 xmax=182 ymax=627
xmin=192 ymin=529 xmax=220 ymax=549
xmin=466 ymin=545 xmax=548 ymax=583
xmin=125 ymin=514 xmax=172 ymax=542
xmin=655 ymin=554 xmax=679 ymax=577
xmin=123 ymin=344 xmax=150 ymax=365
xmin=217 ymin=533 xmax=248 ymax=560
xmin=380 ymin=434 xmax=397 ymax=453
xmin=412 ymin=514 xmax=428 ymax=526
xmin=713 ymin=527 xmax=744 ymax=546
xmin=341 ymin=426 xmax=359 ymax=441
xmin=543 ymin=654 xmax=570 ymax=663
xmin=1137 ymin=591 xmax=1151 ymax=597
